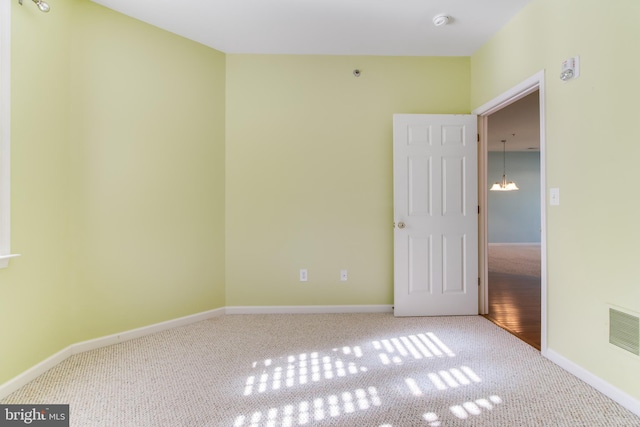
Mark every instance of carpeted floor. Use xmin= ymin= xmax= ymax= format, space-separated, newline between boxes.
xmin=2 ymin=314 xmax=639 ymax=426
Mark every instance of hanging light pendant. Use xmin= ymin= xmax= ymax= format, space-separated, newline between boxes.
xmin=490 ymin=139 xmax=519 ymax=191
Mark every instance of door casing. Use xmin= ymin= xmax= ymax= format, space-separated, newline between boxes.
xmin=472 ymin=70 xmax=548 ymax=355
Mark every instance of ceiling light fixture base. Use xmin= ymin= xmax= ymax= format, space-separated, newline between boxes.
xmin=433 ymin=14 xmax=451 ymax=27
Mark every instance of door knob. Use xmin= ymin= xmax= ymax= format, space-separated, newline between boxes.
xmin=397 ymin=221 xmax=406 ymax=229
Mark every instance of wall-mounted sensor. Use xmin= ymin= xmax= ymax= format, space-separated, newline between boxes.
xmin=560 ymin=56 xmax=580 ymax=81
xmin=353 ymin=69 xmax=361 ymax=77
xmin=18 ymin=0 xmax=50 ymax=12
xmin=433 ymin=14 xmax=451 ymax=26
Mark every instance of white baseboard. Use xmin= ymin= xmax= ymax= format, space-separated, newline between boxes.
xmin=546 ymin=349 xmax=640 ymax=417
xmin=1 ymin=306 xmax=391 ymax=398
xmin=488 ymin=242 xmax=541 ymax=246
xmin=0 ymin=307 xmax=225 ymax=400
xmin=225 ymin=305 xmax=393 ymax=315
xmin=0 ymin=347 xmax=74 ymax=402
xmin=70 ymin=307 xmax=225 ymax=355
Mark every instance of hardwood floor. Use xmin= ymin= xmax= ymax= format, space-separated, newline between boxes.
xmin=484 ymin=271 xmax=541 ymax=350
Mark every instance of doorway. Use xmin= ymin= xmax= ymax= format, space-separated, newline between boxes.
xmin=484 ymin=91 xmax=541 ymax=349
xmin=473 ymin=72 xmax=547 ymax=354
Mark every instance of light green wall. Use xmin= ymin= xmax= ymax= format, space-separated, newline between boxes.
xmin=0 ymin=0 xmax=226 ymax=384
xmin=1 ymin=0 xmax=75 ymax=387
xmin=225 ymin=55 xmax=470 ymax=306
xmin=473 ymin=0 xmax=640 ymax=400
xmin=66 ymin=1 xmax=226 ymax=339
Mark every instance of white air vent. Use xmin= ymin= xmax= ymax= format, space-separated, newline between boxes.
xmin=609 ymin=308 xmax=640 ymax=356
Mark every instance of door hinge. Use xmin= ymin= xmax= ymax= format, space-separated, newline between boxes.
xmin=478 ymin=277 xmax=481 ymax=287
xmin=477 ymin=133 xmax=480 ymax=142
xmin=478 ymin=205 xmax=480 ymax=214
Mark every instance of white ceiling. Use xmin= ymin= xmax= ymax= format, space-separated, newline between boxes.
xmin=90 ymin=0 xmax=533 ymax=56
xmin=89 ymin=0 xmax=539 ymax=149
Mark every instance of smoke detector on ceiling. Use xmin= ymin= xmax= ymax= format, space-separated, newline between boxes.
xmin=433 ymin=14 xmax=451 ymax=27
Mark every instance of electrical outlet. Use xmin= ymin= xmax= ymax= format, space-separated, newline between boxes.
xmin=299 ymin=269 xmax=308 ymax=282
xmin=340 ymin=269 xmax=348 ymax=281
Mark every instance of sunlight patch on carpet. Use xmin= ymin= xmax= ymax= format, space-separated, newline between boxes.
xmin=450 ymin=395 xmax=502 ymax=419
xmin=373 ymin=332 xmax=455 ymax=366
xmin=233 ymin=387 xmax=382 ymax=427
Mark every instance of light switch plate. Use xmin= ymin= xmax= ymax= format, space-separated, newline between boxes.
xmin=550 ymin=188 xmax=560 ymax=206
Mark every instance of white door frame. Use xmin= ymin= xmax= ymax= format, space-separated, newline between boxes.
xmin=472 ymin=70 xmax=548 ymax=355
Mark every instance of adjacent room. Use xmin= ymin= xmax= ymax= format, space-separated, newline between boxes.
xmin=484 ymin=91 xmax=542 ymax=349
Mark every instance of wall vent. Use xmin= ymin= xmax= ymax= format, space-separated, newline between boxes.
xmin=609 ymin=308 xmax=640 ymax=356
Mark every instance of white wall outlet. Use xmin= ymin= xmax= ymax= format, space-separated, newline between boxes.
xmin=340 ymin=269 xmax=348 ymax=281
xmin=299 ymin=269 xmax=308 ymax=282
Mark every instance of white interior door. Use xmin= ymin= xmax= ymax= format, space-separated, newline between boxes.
xmin=393 ymin=114 xmax=478 ymax=316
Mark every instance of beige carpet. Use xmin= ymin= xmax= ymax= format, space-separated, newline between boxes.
xmin=2 ymin=314 xmax=639 ymax=426
xmin=488 ymin=244 xmax=541 ymax=278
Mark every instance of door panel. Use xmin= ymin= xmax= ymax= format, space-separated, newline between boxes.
xmin=442 ymin=156 xmax=465 ymax=216
xmin=408 ymin=235 xmax=432 ymax=294
xmin=394 ymin=114 xmax=478 ymax=317
xmin=442 ymin=234 xmax=465 ymax=293
xmin=408 ymin=157 xmax=431 ymax=216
